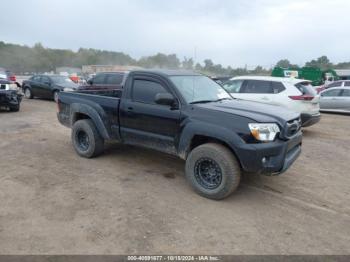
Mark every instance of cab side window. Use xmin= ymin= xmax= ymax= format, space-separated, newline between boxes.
xmin=132 ymin=79 xmax=169 ymax=105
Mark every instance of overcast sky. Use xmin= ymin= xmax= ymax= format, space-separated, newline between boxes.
xmin=1 ymin=0 xmax=350 ymax=68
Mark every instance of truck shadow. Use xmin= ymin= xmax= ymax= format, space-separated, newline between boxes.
xmin=301 ymin=129 xmax=318 ymax=138
xmin=102 ymin=142 xmax=276 ymax=199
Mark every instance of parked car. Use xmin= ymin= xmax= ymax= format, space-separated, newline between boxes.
xmin=319 ymin=87 xmax=350 ymax=113
xmin=0 ymin=68 xmax=20 ymax=87
xmin=78 ymin=71 xmax=128 ymax=91
xmin=57 ymin=70 xmax=302 ymax=200
xmin=316 ymin=80 xmax=350 ymax=94
xmin=223 ymin=76 xmax=320 ymax=127
xmin=0 ymin=78 xmax=23 ymax=111
xmin=22 ymin=75 xmax=78 ymax=102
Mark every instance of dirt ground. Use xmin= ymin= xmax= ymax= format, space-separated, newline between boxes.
xmin=0 ymin=99 xmax=349 ymax=255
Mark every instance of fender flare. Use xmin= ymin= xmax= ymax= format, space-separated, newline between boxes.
xmin=70 ymin=103 xmax=110 ymax=140
xmin=178 ymin=121 xmax=243 ymax=161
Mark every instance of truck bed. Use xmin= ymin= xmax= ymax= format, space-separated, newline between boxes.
xmin=58 ymin=89 xmax=121 ymax=139
xmin=75 ymin=89 xmax=122 ymax=98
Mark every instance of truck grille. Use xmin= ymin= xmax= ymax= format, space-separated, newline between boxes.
xmin=283 ymin=118 xmax=302 ymax=139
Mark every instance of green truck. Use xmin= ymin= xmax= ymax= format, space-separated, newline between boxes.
xmin=271 ymin=67 xmax=339 ymax=86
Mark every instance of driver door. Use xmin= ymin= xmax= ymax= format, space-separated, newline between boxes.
xmin=120 ymin=76 xmax=181 ymax=154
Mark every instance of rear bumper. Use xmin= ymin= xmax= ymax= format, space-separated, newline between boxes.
xmin=301 ymin=113 xmax=321 ymax=127
xmin=235 ymin=131 xmax=302 ymax=175
xmin=0 ymin=91 xmax=22 ymax=107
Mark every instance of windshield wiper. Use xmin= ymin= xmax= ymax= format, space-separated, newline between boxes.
xmin=189 ymin=100 xmax=216 ymax=104
xmin=214 ymin=97 xmax=232 ymax=102
xmin=190 ymin=98 xmax=233 ymax=104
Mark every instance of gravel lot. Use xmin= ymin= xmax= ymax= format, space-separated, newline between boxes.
xmin=0 ymin=99 xmax=349 ymax=255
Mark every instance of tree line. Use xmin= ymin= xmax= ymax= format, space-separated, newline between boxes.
xmin=0 ymin=41 xmax=348 ymax=76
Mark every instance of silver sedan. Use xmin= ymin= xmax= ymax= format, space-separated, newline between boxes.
xmin=319 ymin=87 xmax=350 ymax=113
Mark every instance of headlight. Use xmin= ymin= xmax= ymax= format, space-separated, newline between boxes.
xmin=248 ymin=123 xmax=280 ymax=142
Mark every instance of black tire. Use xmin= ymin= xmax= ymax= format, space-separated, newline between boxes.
xmin=185 ymin=143 xmax=241 ymax=200
xmin=24 ymin=87 xmax=33 ymax=99
xmin=9 ymin=105 xmax=20 ymax=112
xmin=72 ymin=119 xmax=104 ymax=158
xmin=53 ymin=90 xmax=59 ymax=102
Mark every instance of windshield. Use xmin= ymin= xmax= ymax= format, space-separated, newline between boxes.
xmin=170 ymin=75 xmax=231 ymax=104
xmin=51 ymin=76 xmax=74 ymax=84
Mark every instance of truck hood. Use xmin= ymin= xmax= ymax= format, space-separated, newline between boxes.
xmin=195 ymin=99 xmax=299 ymax=125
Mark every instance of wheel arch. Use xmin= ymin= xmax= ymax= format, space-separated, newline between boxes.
xmin=177 ymin=122 xmax=244 ymax=168
xmin=187 ymin=134 xmax=242 ymax=169
xmin=70 ymin=103 xmax=111 ymax=140
xmin=23 ymin=85 xmax=34 ymax=97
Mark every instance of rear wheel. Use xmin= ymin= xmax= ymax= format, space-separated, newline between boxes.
xmin=185 ymin=143 xmax=241 ymax=200
xmin=24 ymin=88 xmax=33 ymax=99
xmin=72 ymin=119 xmax=104 ymax=158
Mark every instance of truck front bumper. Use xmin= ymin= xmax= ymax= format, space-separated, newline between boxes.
xmin=235 ymin=131 xmax=302 ymax=175
xmin=0 ymin=91 xmax=22 ymax=108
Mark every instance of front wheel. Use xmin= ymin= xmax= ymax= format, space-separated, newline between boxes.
xmin=185 ymin=143 xmax=241 ymax=200
xmin=72 ymin=119 xmax=104 ymax=158
xmin=24 ymin=88 xmax=33 ymax=99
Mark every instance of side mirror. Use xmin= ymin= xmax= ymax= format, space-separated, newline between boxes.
xmin=155 ymin=93 xmax=175 ymax=106
xmin=87 ymin=79 xmax=93 ymax=85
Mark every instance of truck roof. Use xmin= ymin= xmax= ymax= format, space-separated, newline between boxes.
xmin=131 ymin=69 xmax=202 ymax=77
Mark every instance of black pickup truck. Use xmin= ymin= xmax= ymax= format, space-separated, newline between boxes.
xmin=57 ymin=70 xmax=302 ymax=199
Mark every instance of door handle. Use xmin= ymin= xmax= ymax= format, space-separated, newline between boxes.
xmin=126 ymin=106 xmax=135 ymax=116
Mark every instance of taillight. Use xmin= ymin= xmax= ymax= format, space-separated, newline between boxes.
xmin=9 ymin=75 xmax=16 ymax=81
xmin=288 ymin=95 xmax=314 ymax=101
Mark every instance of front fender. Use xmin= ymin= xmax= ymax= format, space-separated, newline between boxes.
xmin=178 ymin=121 xmax=244 ymax=160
